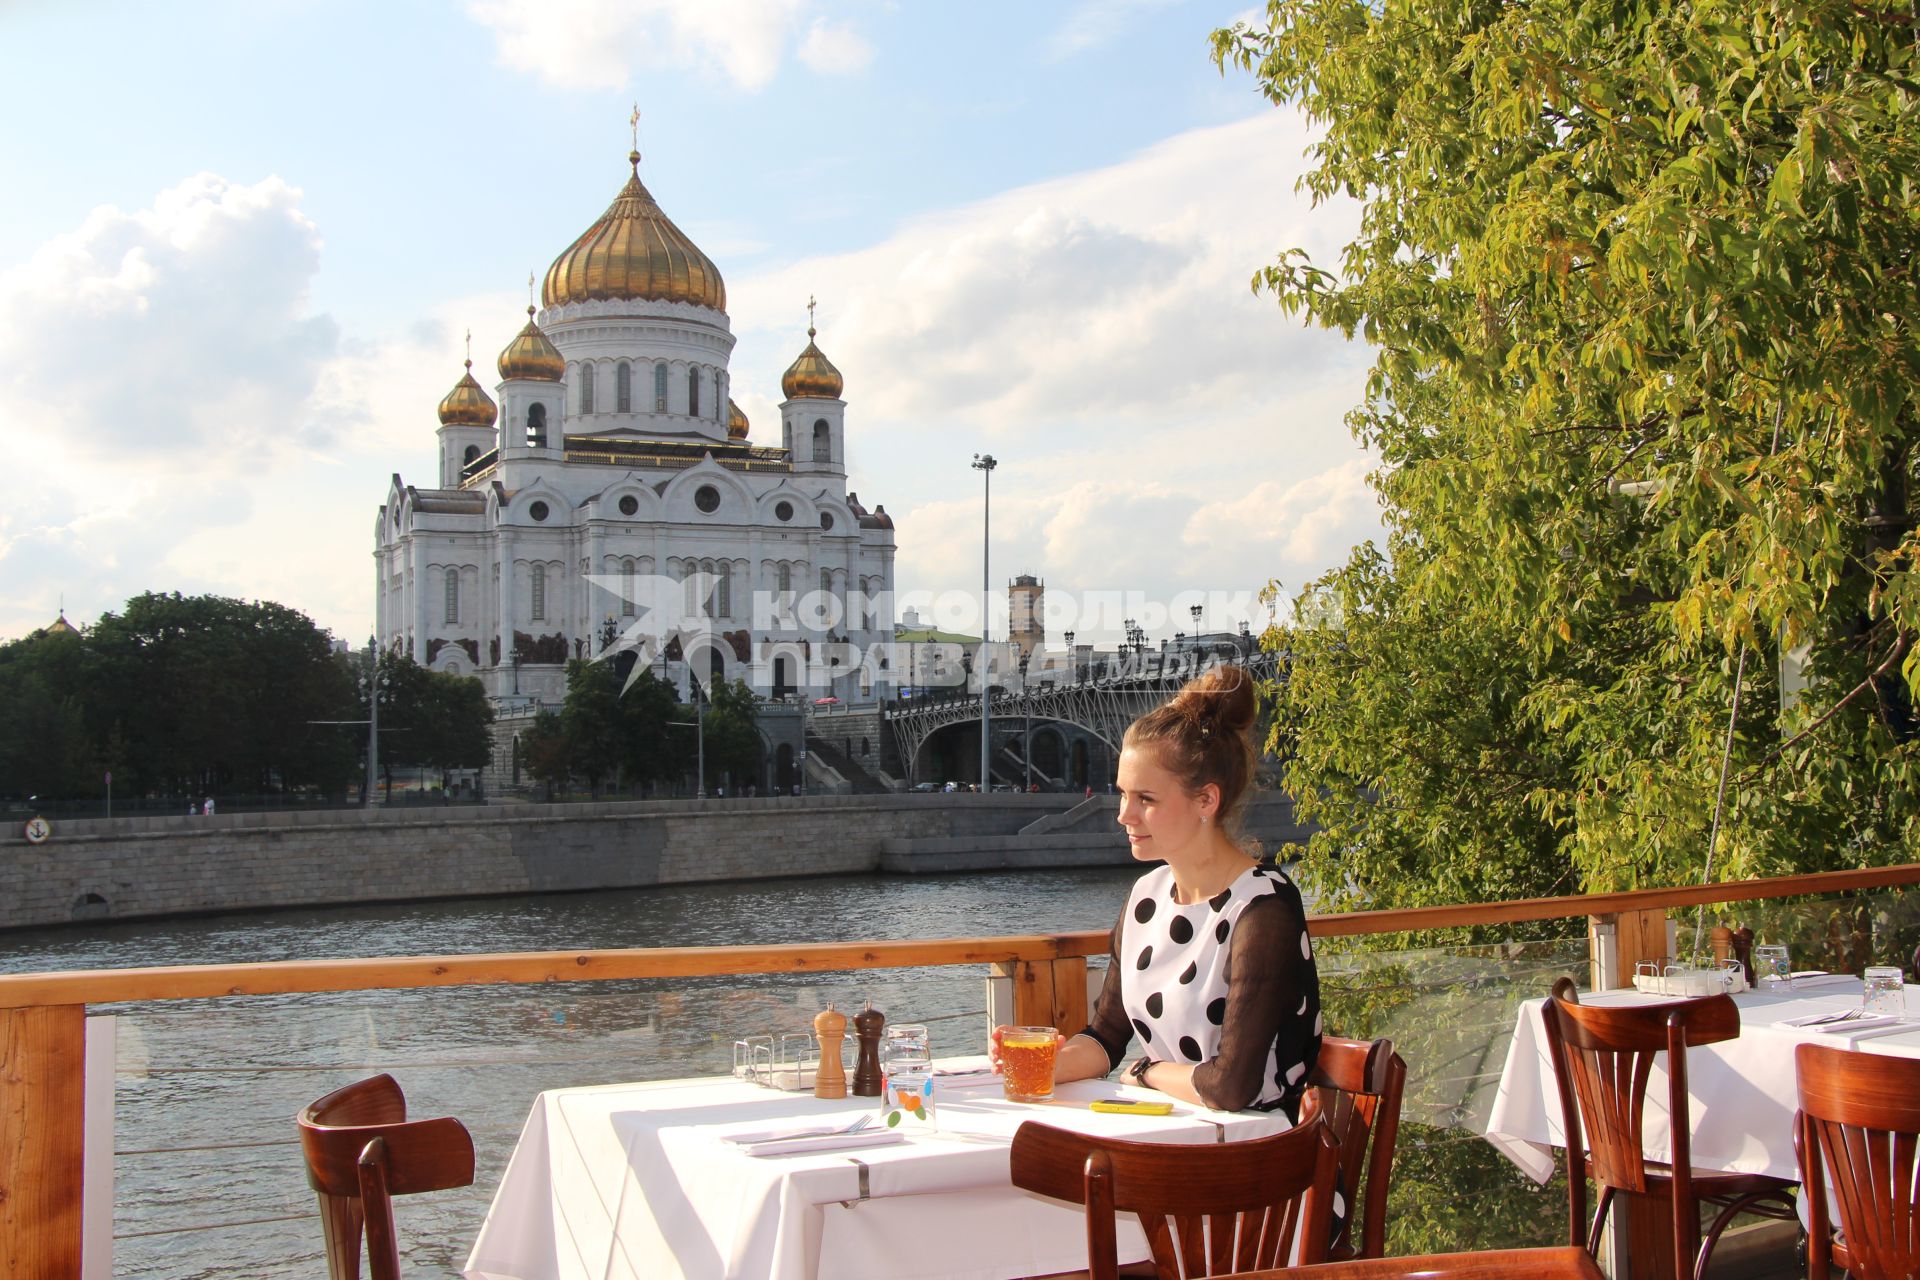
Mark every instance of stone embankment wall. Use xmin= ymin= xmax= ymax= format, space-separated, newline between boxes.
xmin=0 ymin=795 xmax=1074 ymax=932
xmin=878 ymin=793 xmax=1316 ymax=873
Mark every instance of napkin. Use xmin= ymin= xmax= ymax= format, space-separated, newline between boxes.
xmin=1786 ymin=972 xmax=1857 ymax=989
xmin=1799 ymin=1015 xmax=1905 ymax=1035
xmin=720 ymin=1127 xmax=906 ymax=1157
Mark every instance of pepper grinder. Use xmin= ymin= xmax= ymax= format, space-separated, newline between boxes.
xmin=813 ymin=1003 xmax=848 ymax=1099
xmin=1709 ymin=925 xmax=1733 ymax=965
xmin=851 ymin=999 xmax=885 ymax=1097
xmin=1730 ymin=926 xmax=1755 ymax=987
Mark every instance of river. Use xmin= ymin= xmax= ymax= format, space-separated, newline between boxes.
xmin=0 ymin=868 xmax=1143 ymax=1280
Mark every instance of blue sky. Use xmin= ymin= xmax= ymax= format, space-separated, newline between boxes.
xmin=0 ymin=0 xmax=1380 ymax=644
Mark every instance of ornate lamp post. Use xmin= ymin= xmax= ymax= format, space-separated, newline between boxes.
xmin=1064 ymin=629 xmax=1075 ymax=684
xmin=1191 ymin=604 xmax=1204 ymax=662
xmin=1018 ymin=650 xmax=1032 ymax=792
xmin=971 ymin=453 xmax=997 ymax=792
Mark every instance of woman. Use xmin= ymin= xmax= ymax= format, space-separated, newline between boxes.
xmin=993 ymin=664 xmax=1322 ymax=1116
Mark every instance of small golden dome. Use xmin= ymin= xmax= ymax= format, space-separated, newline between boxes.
xmin=497 ymin=307 xmax=564 ymax=382
xmin=727 ymin=398 xmax=750 ymax=440
xmin=543 ymin=153 xmax=726 ymax=312
xmin=438 ymin=360 xmax=499 ymax=427
xmin=781 ymin=325 xmax=844 ymax=400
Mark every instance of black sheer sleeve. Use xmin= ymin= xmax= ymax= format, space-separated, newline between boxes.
xmin=1076 ymin=910 xmax=1131 ymax=1073
xmin=1189 ymin=889 xmax=1321 ymax=1114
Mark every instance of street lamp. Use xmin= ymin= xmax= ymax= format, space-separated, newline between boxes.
xmin=1191 ymin=604 xmax=1203 ymax=653
xmin=1064 ymin=630 xmax=1075 ymax=684
xmin=511 ymin=646 xmax=523 ymax=696
xmin=971 ymin=452 xmax=997 ymax=792
xmin=1018 ymin=650 xmax=1032 ymax=792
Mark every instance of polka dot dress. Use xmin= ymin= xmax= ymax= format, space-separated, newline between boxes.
xmin=1121 ymin=864 xmax=1300 ymax=1111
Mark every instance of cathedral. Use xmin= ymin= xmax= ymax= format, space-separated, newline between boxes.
xmin=375 ymin=146 xmax=897 ymax=709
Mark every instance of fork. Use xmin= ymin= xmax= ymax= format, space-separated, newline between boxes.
xmin=1799 ymin=1009 xmax=1866 ymax=1026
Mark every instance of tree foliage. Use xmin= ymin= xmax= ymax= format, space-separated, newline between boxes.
xmin=1215 ymin=0 xmax=1920 ymax=904
xmin=700 ymin=677 xmax=763 ymax=790
xmin=373 ymin=651 xmax=494 ymax=780
xmin=0 ymin=593 xmax=362 ymax=801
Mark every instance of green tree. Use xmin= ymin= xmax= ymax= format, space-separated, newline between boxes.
xmin=1215 ymin=0 xmax=1920 ymax=905
xmin=700 ymin=678 xmax=763 ymax=792
xmin=374 ymin=652 xmax=494 ymax=788
xmin=562 ymin=659 xmax=625 ymax=795
xmin=0 ymin=624 xmax=96 ymax=800
xmin=76 ymin=593 xmax=357 ymax=799
xmin=616 ymin=666 xmax=684 ymax=790
xmin=521 ymin=709 xmax=571 ymax=802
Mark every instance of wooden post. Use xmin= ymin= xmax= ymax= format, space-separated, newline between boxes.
xmin=1589 ymin=907 xmax=1668 ymax=992
xmin=1 ymin=1005 xmax=86 ymax=1279
xmin=993 ymin=958 xmax=1088 ymax=1033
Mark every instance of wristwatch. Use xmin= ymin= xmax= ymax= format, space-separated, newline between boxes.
xmin=1128 ymin=1056 xmax=1155 ymax=1086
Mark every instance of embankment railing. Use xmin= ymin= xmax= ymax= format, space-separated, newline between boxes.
xmin=4 ymin=862 xmax=1919 ymax=1276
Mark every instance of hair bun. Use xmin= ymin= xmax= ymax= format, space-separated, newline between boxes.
xmin=1171 ymin=664 xmax=1257 ymax=739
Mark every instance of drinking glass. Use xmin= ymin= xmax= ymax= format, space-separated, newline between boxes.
xmin=1754 ymin=944 xmax=1793 ymax=992
xmin=1000 ymin=1026 xmax=1060 ymax=1103
xmin=1863 ymin=966 xmax=1906 ymax=1018
xmin=881 ymin=1024 xmax=935 ymax=1124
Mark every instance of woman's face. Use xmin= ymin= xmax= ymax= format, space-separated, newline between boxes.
xmin=1116 ymin=746 xmax=1215 ymax=864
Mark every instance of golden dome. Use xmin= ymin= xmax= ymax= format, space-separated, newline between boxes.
xmin=497 ymin=306 xmax=564 ymax=382
xmin=437 ymin=360 xmax=499 ymax=427
xmin=781 ymin=325 xmax=844 ymax=400
xmin=727 ymin=398 xmax=750 ymax=440
xmin=542 ymin=152 xmax=726 ymax=312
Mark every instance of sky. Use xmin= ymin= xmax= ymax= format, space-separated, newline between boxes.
xmin=0 ymin=0 xmax=1381 ymax=648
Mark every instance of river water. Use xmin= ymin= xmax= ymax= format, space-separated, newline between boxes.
xmin=0 ymin=868 xmax=1143 ymax=1280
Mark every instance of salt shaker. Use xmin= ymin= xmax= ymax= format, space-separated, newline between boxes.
xmin=813 ymin=1003 xmax=848 ymax=1099
xmin=851 ymin=999 xmax=885 ymax=1097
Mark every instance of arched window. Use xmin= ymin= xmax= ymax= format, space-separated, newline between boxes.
xmin=444 ymin=568 xmax=459 ymax=624
xmin=616 ymin=361 xmax=632 ymax=413
xmin=580 ymin=364 xmax=595 ymax=414
xmin=777 ymin=563 xmax=792 ymax=594
xmin=717 ymin=562 xmax=732 ymax=618
xmin=820 ymin=568 xmax=832 ymax=599
xmin=462 ymin=445 xmax=480 ymax=466
xmin=527 ymin=403 xmax=547 ymax=448
xmin=621 ymin=558 xmax=637 ymax=617
xmin=654 ymin=362 xmax=668 ymax=411
xmin=531 ymin=563 xmax=547 ymax=622
xmin=688 ymin=367 xmax=700 ymax=417
xmin=813 ymin=419 xmax=831 ymax=463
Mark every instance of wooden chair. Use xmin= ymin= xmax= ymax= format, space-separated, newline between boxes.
xmin=1795 ymin=1041 xmax=1920 ymax=1280
xmin=1009 ymin=1113 xmax=1339 ymax=1280
xmin=296 ymin=1073 xmax=475 ymax=1280
xmin=1301 ymin=1036 xmax=1406 ymax=1260
xmin=1540 ymin=977 xmax=1795 ymax=1280
xmin=1237 ymin=1244 xmax=1605 ymax=1279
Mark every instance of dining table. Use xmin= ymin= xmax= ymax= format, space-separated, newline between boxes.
xmin=462 ymin=1058 xmax=1292 ymax=1280
xmin=1483 ymin=972 xmax=1920 ymax=1187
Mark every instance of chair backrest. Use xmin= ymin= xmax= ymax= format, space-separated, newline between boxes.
xmin=1795 ymin=1042 xmax=1920 ymax=1280
xmin=1540 ymin=983 xmax=1738 ymax=1195
xmin=1302 ymin=1036 xmax=1406 ymax=1260
xmin=297 ymin=1074 xmax=475 ymax=1280
xmin=1257 ymin=1244 xmax=1606 ymax=1280
xmin=1010 ymin=1115 xmax=1339 ymax=1280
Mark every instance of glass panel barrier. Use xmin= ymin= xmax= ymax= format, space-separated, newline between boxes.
xmin=104 ymin=970 xmax=991 ymax=1278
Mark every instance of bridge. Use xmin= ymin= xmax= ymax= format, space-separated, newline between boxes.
xmin=885 ymin=649 xmax=1281 ymax=785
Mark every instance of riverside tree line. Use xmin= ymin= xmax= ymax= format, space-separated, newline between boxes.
xmin=0 ymin=591 xmax=764 ymax=808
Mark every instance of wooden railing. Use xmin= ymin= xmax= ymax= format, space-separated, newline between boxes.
xmin=4 ymin=862 xmax=1919 ymax=1276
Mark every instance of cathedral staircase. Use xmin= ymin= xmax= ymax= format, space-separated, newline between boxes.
xmin=804 ymin=733 xmax=892 ymax=795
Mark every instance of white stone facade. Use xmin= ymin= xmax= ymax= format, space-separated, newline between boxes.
xmin=374 ymin=222 xmax=895 ymax=709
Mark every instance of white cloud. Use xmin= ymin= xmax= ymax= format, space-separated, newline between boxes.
xmin=1047 ymin=0 xmax=1186 ymax=59
xmin=467 ymin=0 xmax=819 ymax=91
xmin=727 ymin=110 xmax=1380 ymax=632
xmin=0 ymin=171 xmax=526 ymax=641
xmin=797 ymin=17 xmax=875 ymax=75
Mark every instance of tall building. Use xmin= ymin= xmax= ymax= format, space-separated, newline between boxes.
xmin=375 ymin=147 xmax=897 ymax=707
xmin=1008 ymin=574 xmax=1044 ymax=663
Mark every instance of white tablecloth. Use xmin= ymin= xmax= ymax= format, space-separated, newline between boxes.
xmin=1484 ymin=977 xmax=1920 ymax=1184
xmin=464 ymin=1062 xmax=1290 ymax=1280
